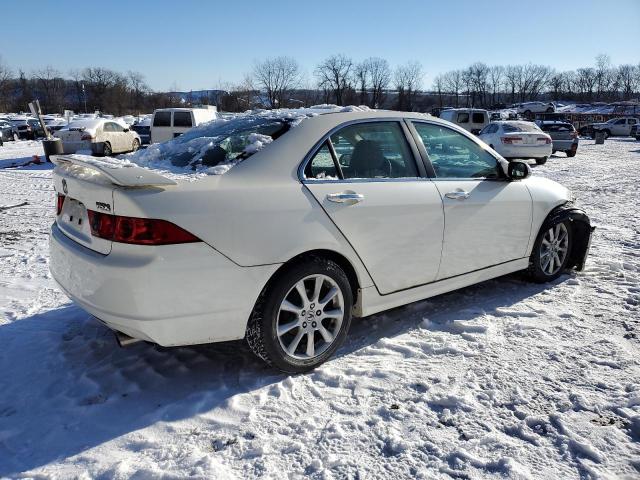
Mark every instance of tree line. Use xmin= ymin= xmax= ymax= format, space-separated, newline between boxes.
xmin=0 ymin=54 xmax=638 ymax=115
xmin=433 ymin=55 xmax=640 ymax=108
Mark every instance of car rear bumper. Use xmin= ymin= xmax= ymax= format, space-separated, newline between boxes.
xmin=552 ymin=139 xmax=578 ymax=151
xmin=498 ymin=144 xmax=552 ymax=159
xmin=61 ymin=140 xmax=92 ymax=154
xmin=49 ymin=222 xmax=279 ymax=346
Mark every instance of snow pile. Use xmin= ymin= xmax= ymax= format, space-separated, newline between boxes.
xmin=0 ymin=139 xmax=639 ymax=478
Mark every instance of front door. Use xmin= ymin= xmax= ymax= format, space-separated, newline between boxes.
xmin=303 ymin=121 xmax=444 ymax=294
xmin=411 ymin=121 xmax=532 ymax=280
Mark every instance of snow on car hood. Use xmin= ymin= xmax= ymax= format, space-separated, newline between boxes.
xmin=117 ymin=106 xmax=370 ymax=178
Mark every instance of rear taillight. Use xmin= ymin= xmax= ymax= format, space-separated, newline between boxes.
xmin=87 ymin=210 xmax=201 ymax=245
xmin=81 ymin=134 xmax=94 ymax=141
xmin=537 ymin=137 xmax=552 ymax=144
xmin=56 ymin=194 xmax=65 ymax=215
xmin=501 ymin=137 xmax=521 ymax=144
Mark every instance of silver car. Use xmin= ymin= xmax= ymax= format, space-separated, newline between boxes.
xmin=538 ymin=121 xmax=579 ymax=157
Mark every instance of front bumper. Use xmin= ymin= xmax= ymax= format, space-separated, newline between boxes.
xmin=49 ymin=222 xmax=279 ymax=346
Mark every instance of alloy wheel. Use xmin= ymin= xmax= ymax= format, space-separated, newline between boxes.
xmin=276 ymin=274 xmax=344 ymax=360
xmin=540 ymin=223 xmax=569 ymax=275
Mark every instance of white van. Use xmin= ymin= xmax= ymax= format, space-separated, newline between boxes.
xmin=151 ymin=107 xmax=218 ymax=144
xmin=439 ymin=108 xmax=490 ymax=135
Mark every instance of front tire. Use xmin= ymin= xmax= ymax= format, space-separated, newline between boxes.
xmin=535 ymin=156 xmax=548 ymax=165
xmin=566 ymin=149 xmax=576 ymax=158
xmin=246 ymin=257 xmax=353 ymax=373
xmin=527 ymin=220 xmax=572 ymax=283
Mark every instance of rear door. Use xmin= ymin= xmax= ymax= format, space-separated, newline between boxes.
xmin=410 ymin=121 xmax=532 ymax=279
xmin=303 ymin=120 xmax=444 ymax=294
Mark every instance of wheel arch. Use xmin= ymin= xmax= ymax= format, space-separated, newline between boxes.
xmin=253 ymin=249 xmax=362 ymax=322
xmin=538 ymin=203 xmax=595 ymax=271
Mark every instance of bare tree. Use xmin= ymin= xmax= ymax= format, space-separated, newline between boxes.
xmin=127 ymin=71 xmax=149 ymax=112
xmin=34 ymin=66 xmax=65 ymax=113
xmin=504 ymin=65 xmax=523 ymax=103
xmin=0 ymin=56 xmax=12 ymax=111
xmin=617 ymin=64 xmax=636 ymax=100
xmin=366 ymin=57 xmax=391 ymax=108
xmin=488 ymin=65 xmax=504 ymax=106
xmin=443 ymin=70 xmax=464 ymax=107
xmin=394 ymin=61 xmax=423 ymax=111
xmin=595 ymin=54 xmax=613 ymax=99
xmin=576 ymin=67 xmax=596 ymax=101
xmin=467 ymin=62 xmax=489 ymax=106
xmin=353 ymin=61 xmax=369 ymax=105
xmin=315 ymin=54 xmax=353 ymax=106
xmin=252 ymin=56 xmax=301 ymax=108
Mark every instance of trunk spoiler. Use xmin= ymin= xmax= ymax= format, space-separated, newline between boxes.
xmin=51 ymin=155 xmax=177 ymax=187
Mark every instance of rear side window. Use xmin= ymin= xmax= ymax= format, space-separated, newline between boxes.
xmin=328 ymin=122 xmax=417 ymax=179
xmin=472 ymin=112 xmax=485 ymax=124
xmin=305 ymin=142 xmax=338 ymax=179
xmin=173 ymin=112 xmax=193 ymax=128
xmin=457 ymin=112 xmax=469 ymax=123
xmin=153 ymin=111 xmax=171 ymax=127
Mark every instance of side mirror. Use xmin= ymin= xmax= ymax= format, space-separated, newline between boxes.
xmin=508 ymin=161 xmax=531 ymax=180
xmin=123 ymin=128 xmax=129 ymax=132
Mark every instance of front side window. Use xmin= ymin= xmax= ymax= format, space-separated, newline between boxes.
xmin=413 ymin=122 xmax=500 ymax=179
xmin=153 ymin=111 xmax=171 ymax=127
xmin=614 ymin=119 xmax=625 ymax=125
xmin=173 ymin=112 xmax=193 ymax=128
xmin=328 ymin=122 xmax=417 ymax=179
xmin=457 ymin=112 xmax=470 ymax=123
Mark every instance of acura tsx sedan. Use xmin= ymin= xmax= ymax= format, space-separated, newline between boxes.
xmin=49 ymin=109 xmax=594 ymax=373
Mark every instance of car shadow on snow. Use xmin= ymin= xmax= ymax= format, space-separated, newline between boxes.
xmin=0 ymin=272 xmax=571 ymax=475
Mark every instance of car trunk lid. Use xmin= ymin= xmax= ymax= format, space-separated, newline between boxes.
xmin=51 ymin=155 xmax=177 ymax=255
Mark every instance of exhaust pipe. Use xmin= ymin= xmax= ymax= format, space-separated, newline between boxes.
xmin=115 ymin=330 xmax=143 ymax=347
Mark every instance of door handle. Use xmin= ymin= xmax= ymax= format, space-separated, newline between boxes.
xmin=327 ymin=192 xmax=364 ymax=204
xmin=444 ymin=190 xmax=470 ymax=200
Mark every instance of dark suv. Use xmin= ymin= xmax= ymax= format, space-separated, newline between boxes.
xmin=538 ymin=121 xmax=579 ymax=157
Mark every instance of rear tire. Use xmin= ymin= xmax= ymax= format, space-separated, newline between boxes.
xmin=546 ymin=107 xmax=554 ymax=113
xmin=131 ymin=138 xmax=140 ymax=152
xmin=535 ymin=157 xmax=548 ymax=165
xmin=566 ymin=149 xmax=576 ymax=158
xmin=527 ymin=219 xmax=572 ymax=283
xmin=102 ymin=142 xmax=112 ymax=157
xmin=602 ymin=130 xmax=610 ymax=139
xmin=246 ymin=257 xmax=353 ymax=373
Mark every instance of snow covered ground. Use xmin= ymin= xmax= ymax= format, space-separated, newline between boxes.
xmin=0 ymin=138 xmax=639 ymax=479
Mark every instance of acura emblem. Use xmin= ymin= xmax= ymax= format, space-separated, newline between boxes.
xmin=62 ymin=179 xmax=68 ymax=194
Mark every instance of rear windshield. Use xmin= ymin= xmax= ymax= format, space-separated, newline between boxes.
xmin=132 ymin=116 xmax=291 ymax=173
xmin=503 ymin=122 xmax=541 ymax=133
xmin=153 ymin=111 xmax=171 ymax=127
xmin=540 ymin=123 xmax=574 ymax=133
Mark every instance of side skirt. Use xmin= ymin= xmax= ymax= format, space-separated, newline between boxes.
xmin=358 ymin=257 xmax=529 ymax=318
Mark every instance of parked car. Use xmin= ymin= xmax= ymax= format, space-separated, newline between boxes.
xmin=131 ymin=116 xmax=151 ymax=145
xmin=590 ymin=117 xmax=639 ymax=138
xmin=11 ymin=117 xmax=44 ymax=140
xmin=0 ymin=119 xmax=19 ymax=142
xmin=538 ymin=121 xmax=579 ymax=157
xmin=631 ymin=123 xmax=640 ymax=140
xmin=54 ymin=118 xmax=141 ymax=156
xmin=151 ymin=107 xmax=218 ymax=144
xmin=439 ymin=108 xmax=490 ymax=134
xmin=49 ymin=109 xmax=594 ymax=373
xmin=516 ymin=102 xmax=555 ymax=116
xmin=479 ymin=121 xmax=552 ymax=164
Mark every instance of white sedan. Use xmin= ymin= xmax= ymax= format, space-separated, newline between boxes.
xmin=49 ymin=109 xmax=593 ymax=372
xmin=479 ymin=121 xmax=553 ymax=165
xmin=54 ymin=118 xmax=141 ymax=156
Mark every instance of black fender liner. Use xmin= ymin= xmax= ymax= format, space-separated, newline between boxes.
xmin=542 ymin=203 xmax=595 ymax=271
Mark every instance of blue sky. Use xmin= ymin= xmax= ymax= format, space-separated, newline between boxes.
xmin=3 ymin=0 xmax=639 ymax=91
